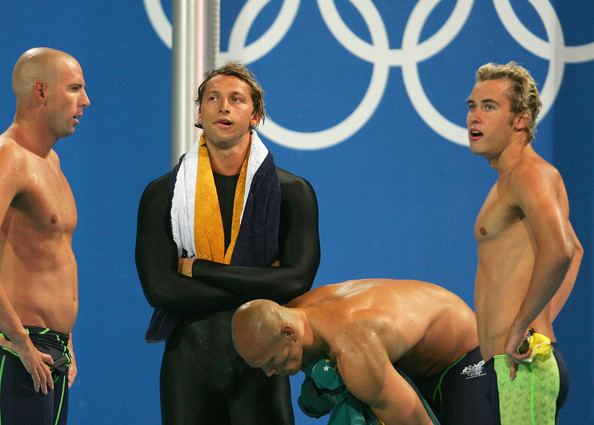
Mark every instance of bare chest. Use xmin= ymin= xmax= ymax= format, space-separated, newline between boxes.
xmin=9 ymin=164 xmax=77 ymax=233
xmin=474 ymin=183 xmax=522 ymax=242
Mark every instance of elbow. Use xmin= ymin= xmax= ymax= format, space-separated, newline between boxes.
xmin=137 ymin=268 xmax=171 ymax=309
xmin=289 ymin=278 xmax=315 ymax=300
xmin=573 ymin=239 xmax=584 ymax=263
xmin=276 ymin=251 xmax=320 ymax=302
xmin=561 ymin=238 xmax=581 ymax=268
xmin=561 ymin=248 xmax=574 ymax=268
xmin=547 ymin=244 xmax=574 ymax=277
xmin=277 ymin=276 xmax=314 ymax=304
xmin=288 ymin=258 xmax=320 ymax=298
xmin=144 ymin=287 xmax=162 ymax=309
xmin=139 ymin=277 xmax=163 ymax=308
xmin=276 ymin=266 xmax=318 ymax=303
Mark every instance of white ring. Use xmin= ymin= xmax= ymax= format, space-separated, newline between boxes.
xmin=222 ymin=0 xmax=300 ymax=64
xmin=258 ymin=0 xmax=390 ymax=150
xmin=401 ymin=1 xmax=470 ymax=146
xmin=320 ymin=0 xmax=473 ymax=65
xmin=494 ymin=0 xmax=564 ymax=120
xmin=144 ymin=1 xmax=594 ymax=150
xmin=144 ymin=0 xmax=171 ymax=48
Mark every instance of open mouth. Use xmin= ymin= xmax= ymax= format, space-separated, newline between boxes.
xmin=469 ymin=128 xmax=483 ymax=139
xmin=216 ymin=119 xmax=232 ymax=127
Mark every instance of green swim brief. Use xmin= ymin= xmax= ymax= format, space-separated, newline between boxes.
xmin=493 ymin=346 xmax=560 ymax=425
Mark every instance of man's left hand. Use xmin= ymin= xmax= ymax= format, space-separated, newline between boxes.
xmin=68 ymin=349 xmax=77 ymax=388
xmin=504 ymin=327 xmax=532 ymax=380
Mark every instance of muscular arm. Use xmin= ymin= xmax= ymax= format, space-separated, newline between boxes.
xmin=336 ymin=332 xmax=433 ymax=425
xmin=506 ymin=166 xmax=578 ymax=351
xmin=135 ymin=174 xmax=245 ymax=314
xmin=550 ymin=222 xmax=583 ymax=320
xmin=135 ymin=169 xmax=320 ymax=315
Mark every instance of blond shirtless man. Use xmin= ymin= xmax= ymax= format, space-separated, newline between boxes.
xmin=467 ymin=62 xmax=582 ymax=424
xmin=0 ymin=47 xmax=90 ymax=424
xmin=232 ymin=279 xmax=482 ymax=425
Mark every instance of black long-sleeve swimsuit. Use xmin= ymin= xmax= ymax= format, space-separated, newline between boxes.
xmin=135 ymin=167 xmax=320 ymax=425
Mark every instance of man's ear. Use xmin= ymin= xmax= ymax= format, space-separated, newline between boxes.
xmin=33 ymin=80 xmax=48 ymax=105
xmin=513 ymin=111 xmax=529 ymax=131
xmin=280 ymin=325 xmax=296 ymax=341
xmin=249 ymin=113 xmax=259 ymax=129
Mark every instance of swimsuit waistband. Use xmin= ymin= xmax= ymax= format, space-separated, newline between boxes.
xmin=0 ymin=326 xmax=71 ymax=375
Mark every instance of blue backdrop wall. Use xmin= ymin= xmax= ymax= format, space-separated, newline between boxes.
xmin=0 ymin=1 xmax=591 ymax=423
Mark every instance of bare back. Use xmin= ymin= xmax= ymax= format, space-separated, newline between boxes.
xmin=290 ymin=279 xmax=477 ymax=378
xmin=474 ymin=152 xmax=579 ymax=359
xmin=0 ymin=136 xmax=78 ymax=333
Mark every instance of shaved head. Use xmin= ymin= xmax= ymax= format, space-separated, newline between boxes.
xmin=232 ymin=299 xmax=285 ymax=353
xmin=232 ymin=300 xmax=304 ymax=376
xmin=12 ymin=47 xmax=78 ymax=101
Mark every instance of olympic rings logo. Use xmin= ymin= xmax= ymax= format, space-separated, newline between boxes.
xmin=144 ymin=0 xmax=594 ymax=150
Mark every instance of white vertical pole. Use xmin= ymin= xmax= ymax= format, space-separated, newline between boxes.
xmin=171 ymin=0 xmax=220 ymax=165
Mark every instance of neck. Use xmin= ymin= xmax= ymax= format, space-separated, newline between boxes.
xmin=297 ymin=309 xmax=329 ymax=365
xmin=490 ymin=136 xmax=531 ymax=176
xmin=205 ymin=136 xmax=251 ymax=176
xmin=5 ymin=119 xmax=55 ymax=157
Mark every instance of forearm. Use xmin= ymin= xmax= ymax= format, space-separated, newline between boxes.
xmin=513 ymin=248 xmax=573 ymax=330
xmin=0 ymin=283 xmax=29 ymax=345
xmin=551 ymin=235 xmax=583 ymax=320
xmin=191 ymin=255 xmax=317 ymax=304
xmin=135 ymin=178 xmax=246 ymax=314
xmin=136 ymin=245 xmax=245 ymax=314
xmin=370 ymin=397 xmax=433 ymax=425
xmin=339 ymin=337 xmax=432 ymax=425
xmin=190 ymin=172 xmax=321 ymax=303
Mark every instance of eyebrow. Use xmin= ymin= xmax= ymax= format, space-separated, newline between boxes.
xmin=466 ymin=98 xmax=499 ymax=106
xmin=206 ymin=89 xmax=246 ymax=96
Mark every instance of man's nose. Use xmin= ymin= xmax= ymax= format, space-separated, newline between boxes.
xmin=468 ymin=110 xmax=481 ymax=124
xmin=219 ymin=97 xmax=230 ymax=113
xmin=82 ymin=90 xmax=91 ymax=108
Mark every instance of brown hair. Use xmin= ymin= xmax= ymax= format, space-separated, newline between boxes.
xmin=476 ymin=62 xmax=542 ymax=141
xmin=195 ymin=61 xmax=265 ymax=128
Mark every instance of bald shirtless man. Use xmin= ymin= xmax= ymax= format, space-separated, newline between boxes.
xmin=467 ymin=62 xmax=582 ymax=424
xmin=0 ymin=47 xmax=90 ymax=425
xmin=232 ymin=279 xmax=482 ymax=425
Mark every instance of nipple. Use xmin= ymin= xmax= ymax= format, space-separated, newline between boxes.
xmin=479 ymin=227 xmax=487 ymax=236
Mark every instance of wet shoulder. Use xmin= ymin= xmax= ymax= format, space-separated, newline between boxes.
xmin=0 ymin=136 xmax=26 ymax=162
xmin=510 ymin=152 xmax=561 ymax=187
xmin=0 ymin=137 xmax=33 ymax=177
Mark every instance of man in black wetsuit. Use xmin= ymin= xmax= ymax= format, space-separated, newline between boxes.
xmin=135 ymin=62 xmax=320 ymax=425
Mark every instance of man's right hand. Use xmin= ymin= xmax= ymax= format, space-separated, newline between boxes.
xmin=2 ymin=337 xmax=54 ymax=394
xmin=178 ymin=257 xmax=195 ymax=277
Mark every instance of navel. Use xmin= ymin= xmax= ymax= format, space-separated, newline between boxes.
xmin=50 ymin=214 xmax=58 ymax=224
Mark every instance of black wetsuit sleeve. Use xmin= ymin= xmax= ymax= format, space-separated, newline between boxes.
xmin=190 ymin=168 xmax=320 ymax=304
xmin=135 ymin=173 xmax=245 ymax=314
xmin=135 ymin=169 xmax=320 ymax=315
